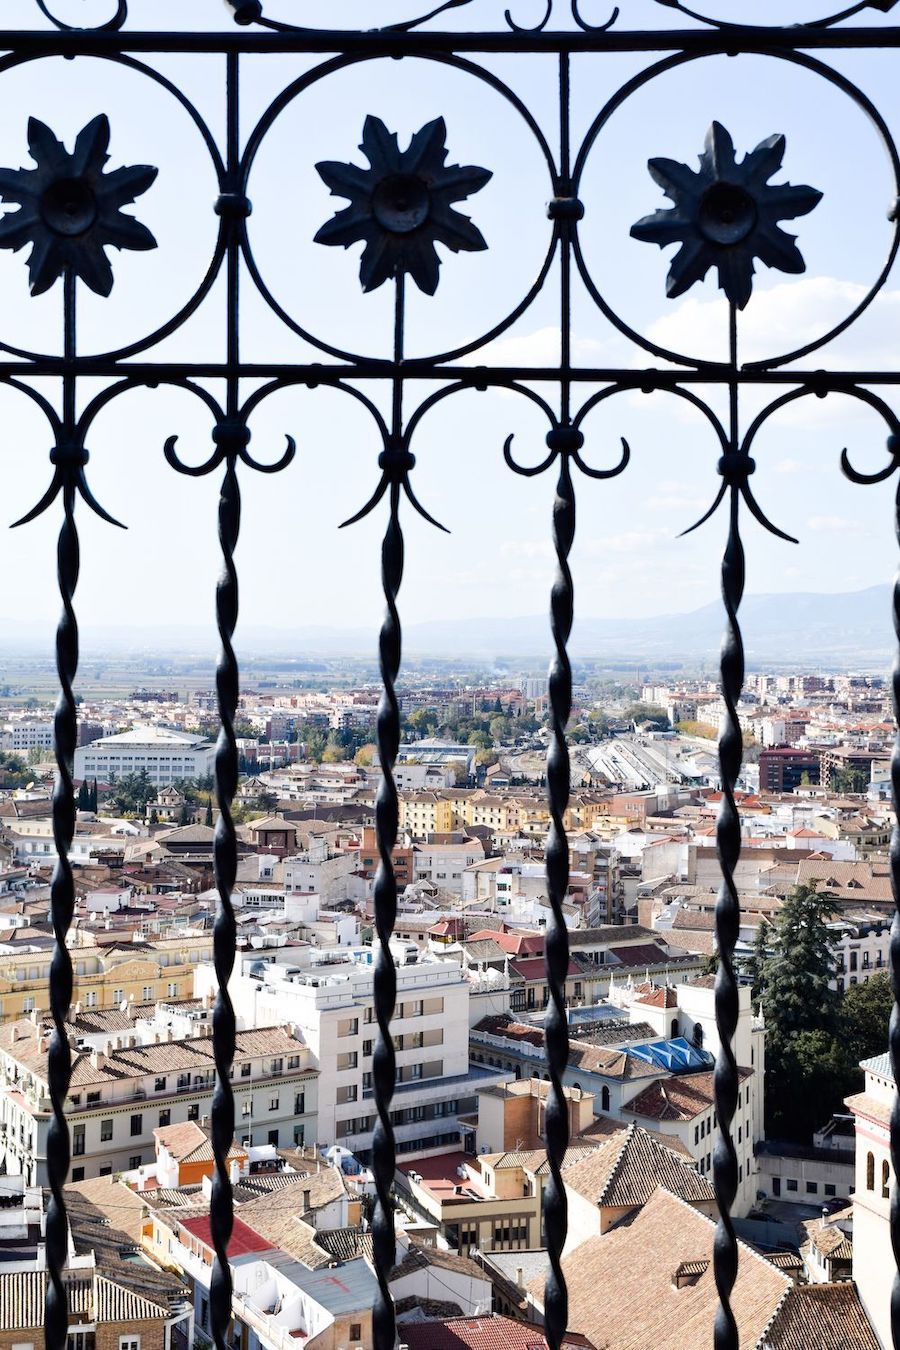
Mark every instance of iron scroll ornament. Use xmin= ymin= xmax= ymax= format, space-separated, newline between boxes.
xmin=0 ymin=113 xmax=157 ymax=1350
xmin=3 ymin=11 xmax=900 ymax=1350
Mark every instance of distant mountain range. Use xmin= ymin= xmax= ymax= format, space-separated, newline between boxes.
xmin=0 ymin=585 xmax=893 ymax=669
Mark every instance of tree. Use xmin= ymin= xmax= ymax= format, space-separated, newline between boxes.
xmin=762 ymin=882 xmax=841 ymax=1042
xmin=745 ymin=920 xmax=773 ymax=1013
xmin=91 ymin=779 xmax=98 ymax=812
xmin=322 ymin=744 xmax=345 ymax=763
xmin=768 ymin=1029 xmax=860 ymax=1142
xmin=205 ymin=801 xmax=213 ymax=827
xmin=354 ymin=744 xmax=375 ymax=767
xmin=77 ymin=781 xmax=90 ymax=811
xmin=841 ymin=972 xmax=893 ymax=1066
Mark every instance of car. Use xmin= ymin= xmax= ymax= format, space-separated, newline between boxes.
xmin=822 ymin=1196 xmax=851 ymax=1214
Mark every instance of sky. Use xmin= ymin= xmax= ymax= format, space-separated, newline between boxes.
xmin=0 ymin=0 xmax=899 ymax=656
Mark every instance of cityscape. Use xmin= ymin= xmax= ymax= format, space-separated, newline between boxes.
xmin=0 ymin=658 xmax=893 ymax=1348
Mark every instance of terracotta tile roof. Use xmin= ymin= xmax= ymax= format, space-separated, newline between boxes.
xmin=635 ymin=986 xmax=680 ymax=1008
xmin=154 ymin=1120 xmax=246 ymax=1165
xmin=0 ymin=1268 xmax=168 ymax=1331
xmin=569 ymin=1044 xmax=661 ymax=1081
xmin=801 ymin=1217 xmax=853 ymax=1262
xmin=399 ymin=1315 xmax=586 ymax=1350
xmin=625 ymin=1068 xmax=752 ymax=1123
xmin=762 ymin=1281 xmax=879 ymax=1349
xmin=562 ymin=1122 xmax=715 ymax=1209
xmin=845 ymin=1089 xmax=891 ymax=1126
xmin=526 ymin=1187 xmax=788 ymax=1350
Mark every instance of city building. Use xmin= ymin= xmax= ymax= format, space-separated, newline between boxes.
xmin=847 ymin=1051 xmax=896 ymax=1346
xmin=75 ymin=726 xmax=216 ymax=788
xmin=202 ymin=948 xmax=509 ymax=1163
xmin=0 ymin=1010 xmax=317 ymax=1184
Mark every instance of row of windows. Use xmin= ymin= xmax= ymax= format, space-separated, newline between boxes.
xmin=772 ymin=1178 xmax=841 ymax=1198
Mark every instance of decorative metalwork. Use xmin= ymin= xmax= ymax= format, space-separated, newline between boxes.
xmin=631 ymin=121 xmax=822 ymax=310
xmin=0 ymin=8 xmax=899 ymax=1350
xmin=315 ymin=116 xmax=491 ymax=295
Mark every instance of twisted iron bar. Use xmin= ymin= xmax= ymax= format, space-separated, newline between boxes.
xmin=371 ymin=477 xmax=404 ymax=1350
xmin=712 ymin=310 xmax=744 ymax=1350
xmin=209 ymin=451 xmax=240 ymax=1350
xmin=543 ymin=450 xmax=574 ymax=1350
xmin=891 ymin=455 xmax=900 ymax=1349
xmin=44 ymin=477 xmax=78 ymax=1350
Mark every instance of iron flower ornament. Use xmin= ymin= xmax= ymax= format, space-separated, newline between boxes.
xmin=314 ymin=114 xmax=491 ymax=294
xmin=0 ymin=114 xmax=157 ymax=296
xmin=631 ymin=121 xmax=822 ymax=309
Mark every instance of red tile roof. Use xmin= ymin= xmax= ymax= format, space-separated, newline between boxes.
xmin=400 ymin=1316 xmax=589 ymax=1350
xmin=180 ymin=1214 xmax=275 ymax=1258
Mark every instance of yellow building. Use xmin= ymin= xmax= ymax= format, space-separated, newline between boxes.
xmin=0 ymin=932 xmax=212 ymax=1021
xmin=398 ymin=791 xmax=459 ymax=837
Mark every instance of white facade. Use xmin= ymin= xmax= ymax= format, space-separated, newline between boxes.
xmin=412 ymin=844 xmax=484 ymax=897
xmin=0 ymin=1009 xmax=317 ymax=1185
xmin=850 ymin=1053 xmax=895 ymax=1348
xmin=1 ymin=722 xmax=54 ymax=752
xmin=74 ymin=725 xmax=215 ymax=786
xmin=198 ymin=949 xmax=509 ymax=1162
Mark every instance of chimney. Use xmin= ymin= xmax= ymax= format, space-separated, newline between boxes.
xmin=302 ymin=1189 xmax=311 ymax=1211
xmin=516 ymin=1267 xmax=524 ymax=1288
xmin=230 ymin=1158 xmax=241 ymax=1185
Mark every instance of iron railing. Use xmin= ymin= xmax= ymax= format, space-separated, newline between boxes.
xmin=0 ymin=4 xmax=898 ymax=1349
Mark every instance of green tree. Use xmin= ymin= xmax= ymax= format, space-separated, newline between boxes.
xmin=205 ymin=801 xmax=213 ymax=827
xmin=841 ymin=972 xmax=893 ymax=1066
xmin=745 ymin=920 xmax=773 ymax=1013
xmin=91 ymin=779 xmax=98 ymax=812
xmin=768 ymin=1029 xmax=860 ymax=1141
xmin=762 ymin=882 xmax=841 ymax=1041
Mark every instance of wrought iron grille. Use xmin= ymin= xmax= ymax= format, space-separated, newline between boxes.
xmin=2 ymin=3 xmax=900 ymax=1349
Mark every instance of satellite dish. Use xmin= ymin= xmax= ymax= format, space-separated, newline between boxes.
xmin=25 ymin=781 xmax=34 ymax=791
xmin=119 ymin=999 xmax=128 ymax=1013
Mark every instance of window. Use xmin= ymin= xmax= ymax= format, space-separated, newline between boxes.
xmin=68 ymin=1336 xmax=96 ymax=1350
xmin=267 ymin=1128 xmax=279 ymax=1146
xmin=168 ymin=983 xmax=177 ymax=997
xmin=601 ymin=1085 xmax=610 ymax=1112
xmin=287 ymin=1054 xmax=300 ymax=1070
xmin=337 ymin=1052 xmax=358 ymax=1070
xmin=129 ymin=1154 xmax=142 ymax=1170
xmin=159 ymin=1109 xmax=170 ymax=1127
xmin=87 ymin=1090 xmax=101 ymax=1104
xmin=101 ymin=1118 xmax=113 ymax=1142
xmin=270 ymin=1057 xmax=283 ymax=1075
xmin=883 ymin=1159 xmax=891 ymax=1199
xmin=825 ymin=1183 xmax=837 ymax=1197
xmin=72 ymin=1124 xmax=85 ymax=1156
xmin=786 ymin=1179 xmax=798 ymax=1193
xmin=99 ymin=1165 xmax=112 ymax=1177
xmin=113 ymin=989 xmax=124 ymax=1004
xmin=188 ymin=1103 xmax=200 ymax=1121
xmin=71 ymin=1167 xmax=85 ymax=1183
xmin=85 ymin=991 xmax=97 ymax=1008
xmin=806 ymin=1181 xmax=818 ymax=1194
xmin=338 ymin=1018 xmax=359 ymax=1037
xmin=350 ymin=1326 xmax=362 ymax=1343
xmin=294 ymin=1093 xmax=305 ymax=1114
xmin=269 ymin=1096 xmax=279 ymax=1111
xmin=155 ymin=1076 xmax=166 ymax=1092
xmin=241 ymin=1063 xmax=251 ymax=1077
xmin=120 ymin=1338 xmax=140 ymax=1350
xmin=142 ymin=986 xmax=153 ymax=1000
xmin=867 ymin=1151 xmax=875 ymax=1190
xmin=23 ymin=997 xmax=34 ymax=1013
xmin=130 ymin=1113 xmax=142 ymax=1136
xmin=293 ymin=1124 xmax=305 ymax=1146
xmin=363 ymin=1040 xmax=373 ymax=1057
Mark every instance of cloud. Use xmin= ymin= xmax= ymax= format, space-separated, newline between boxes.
xmin=645 ymin=276 xmax=900 ymax=371
xmin=459 ymin=325 xmax=621 ymax=369
xmin=806 ymin=514 xmax=863 ymax=533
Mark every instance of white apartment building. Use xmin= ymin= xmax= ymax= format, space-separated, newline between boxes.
xmin=412 ymin=843 xmax=485 ymax=897
xmin=199 ymin=948 xmax=510 ymax=1163
xmin=848 ymin=1052 xmax=895 ymax=1348
xmin=0 ymin=1006 xmax=317 ymax=1184
xmin=283 ymin=837 xmax=361 ymax=901
xmin=0 ymin=721 xmax=55 ymax=752
xmin=75 ymin=725 xmax=215 ymax=786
